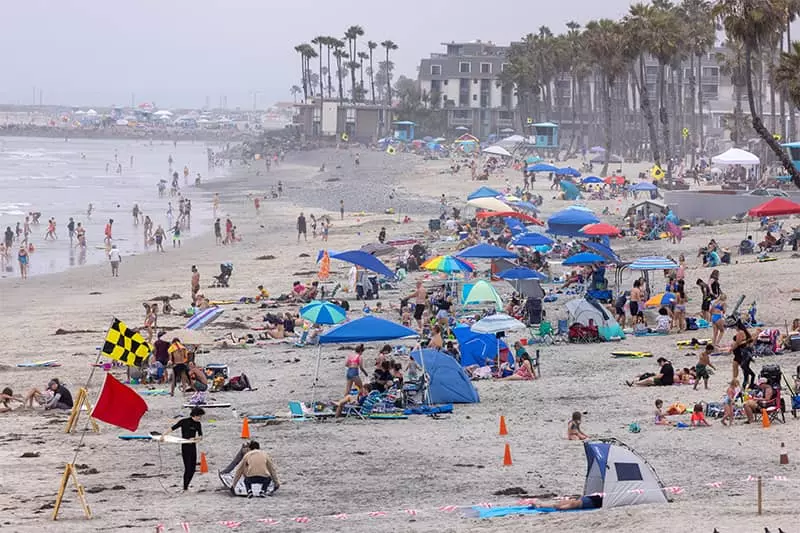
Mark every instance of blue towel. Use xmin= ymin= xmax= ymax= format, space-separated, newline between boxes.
xmin=471 ymin=506 xmax=587 ymax=519
xmin=404 ymin=404 xmax=453 ymax=415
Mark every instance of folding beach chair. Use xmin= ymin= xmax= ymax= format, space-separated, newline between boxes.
xmin=529 ymin=321 xmax=553 ymax=345
xmin=288 ymin=401 xmax=335 ymax=421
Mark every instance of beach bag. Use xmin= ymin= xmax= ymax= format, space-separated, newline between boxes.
xmin=686 ymin=317 xmax=699 ymax=331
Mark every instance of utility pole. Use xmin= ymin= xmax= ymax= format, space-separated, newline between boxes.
xmin=39 ymin=89 xmax=43 ymax=106
xmin=32 ymin=86 xmax=36 ymax=106
xmin=131 ymin=93 xmax=135 ymax=108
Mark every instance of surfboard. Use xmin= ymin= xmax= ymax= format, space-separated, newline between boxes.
xmin=183 ymin=403 xmax=232 ymax=408
xmin=611 ymin=351 xmax=653 ymax=358
xmin=676 ymin=339 xmax=711 ymax=347
xmin=17 ymin=360 xmax=61 ymax=367
xmin=118 ymin=435 xmax=196 ymax=444
xmin=139 ymin=390 xmax=170 ymax=396
xmin=243 ymin=415 xmax=276 ymax=421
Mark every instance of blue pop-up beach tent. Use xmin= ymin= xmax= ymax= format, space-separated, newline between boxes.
xmin=319 ymin=316 xmax=417 ymax=344
xmin=452 ymin=325 xmax=510 ymax=367
xmin=410 ymin=349 xmax=480 ymax=404
xmin=317 ymin=249 xmax=396 ymax=279
xmin=467 ymin=186 xmax=502 ymax=201
xmin=456 ymin=243 xmax=517 ymax=259
xmin=547 ymin=206 xmax=600 ymax=237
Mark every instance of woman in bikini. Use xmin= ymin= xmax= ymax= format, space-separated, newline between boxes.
xmin=143 ymin=303 xmax=158 ymax=343
xmin=711 ymin=294 xmax=727 ymax=346
xmin=344 ymin=344 xmax=369 ymax=395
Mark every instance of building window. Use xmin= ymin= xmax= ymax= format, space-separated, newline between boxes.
xmin=473 ymin=94 xmax=478 ymax=101
xmin=346 ymin=108 xmax=356 ymax=122
xmin=430 ymin=64 xmax=442 ymax=76
xmin=431 ymin=80 xmax=442 ymax=93
xmin=499 ymin=110 xmax=513 ymax=120
xmin=443 ymin=79 xmax=448 ymax=86
xmin=453 ymin=109 xmax=470 ymax=119
xmin=645 ymin=65 xmax=658 ymax=77
xmin=473 ymin=79 xmax=478 ymax=84
xmin=459 ymin=61 xmax=471 ymax=74
xmin=459 ymin=78 xmax=470 ymax=106
xmin=701 ymin=84 xmax=718 ymax=98
xmin=702 ymin=66 xmax=719 ymax=77
xmin=501 ymin=87 xmax=511 ymax=108
xmin=480 ymin=63 xmax=491 ymax=74
xmin=501 ymin=63 xmax=509 ymax=72
xmin=683 ymin=68 xmax=693 ymax=79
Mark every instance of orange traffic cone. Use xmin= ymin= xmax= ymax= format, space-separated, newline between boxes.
xmin=499 ymin=415 xmax=508 ymax=436
xmin=199 ymin=452 xmax=209 ymax=474
xmin=762 ymin=409 xmax=771 ymax=429
xmin=241 ymin=417 xmax=250 ymax=439
xmin=503 ymin=443 xmax=512 ymax=466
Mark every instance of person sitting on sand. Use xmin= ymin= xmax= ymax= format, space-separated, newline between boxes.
xmin=371 ymin=361 xmax=394 ymax=393
xmin=187 ymin=362 xmax=208 ymax=392
xmin=531 ymin=494 xmax=603 ymax=511
xmin=289 ymin=281 xmax=306 ymax=302
xmin=743 ymin=378 xmax=775 ymax=424
xmin=655 ymin=307 xmax=671 ymax=334
xmin=300 ymin=281 xmax=319 ymax=302
xmin=255 ymin=285 xmax=270 ymax=301
xmin=627 ymin=357 xmax=674 ymax=387
xmin=428 ymin=325 xmax=444 ymax=350
xmin=690 ymin=403 xmax=710 ymax=427
xmin=654 ymin=399 xmax=671 ymax=425
xmin=501 ymin=343 xmax=536 ymax=381
xmin=0 ymin=387 xmax=23 ymax=413
xmin=759 ymin=230 xmax=778 ymax=252
xmin=25 ymin=379 xmax=73 ymax=410
xmin=567 ymin=411 xmax=589 ymax=440
xmin=229 ymin=440 xmax=280 ymax=498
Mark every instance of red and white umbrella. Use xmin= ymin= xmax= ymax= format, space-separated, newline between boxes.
xmin=581 ymin=222 xmax=621 ymax=236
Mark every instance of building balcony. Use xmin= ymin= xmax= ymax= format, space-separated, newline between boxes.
xmin=449 ymin=115 xmax=474 ymax=126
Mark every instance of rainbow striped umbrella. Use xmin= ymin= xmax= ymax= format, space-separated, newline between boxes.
xmin=421 ymin=255 xmax=475 ymax=273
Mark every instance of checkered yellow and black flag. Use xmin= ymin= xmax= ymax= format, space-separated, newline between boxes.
xmin=101 ymin=318 xmax=151 ymax=367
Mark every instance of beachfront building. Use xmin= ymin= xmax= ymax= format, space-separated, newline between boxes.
xmin=417 ymin=41 xmax=517 ymax=140
xmin=292 ymin=100 xmax=388 ymax=142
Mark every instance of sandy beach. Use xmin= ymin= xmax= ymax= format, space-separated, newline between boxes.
xmin=2 ymin=146 xmax=800 ymax=533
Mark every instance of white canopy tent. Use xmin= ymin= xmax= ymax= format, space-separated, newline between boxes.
xmin=711 ymin=147 xmax=760 ymax=166
xmin=483 ymin=145 xmax=512 ymax=157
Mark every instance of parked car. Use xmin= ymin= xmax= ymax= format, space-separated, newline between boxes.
xmin=746 ymin=188 xmax=789 ymax=197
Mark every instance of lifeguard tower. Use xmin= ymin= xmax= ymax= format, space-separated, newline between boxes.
xmin=782 ymin=141 xmax=800 ymax=170
xmin=392 ymin=120 xmax=416 ymax=142
xmin=528 ymin=121 xmax=559 ymax=149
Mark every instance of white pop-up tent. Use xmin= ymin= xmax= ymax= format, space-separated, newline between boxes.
xmin=711 ymin=147 xmax=760 ymax=166
xmin=483 ymin=145 xmax=512 ymax=157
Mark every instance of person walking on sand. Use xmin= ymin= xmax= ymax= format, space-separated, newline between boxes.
xmin=160 ymin=406 xmax=204 ymax=491
xmin=17 ymin=245 xmax=29 ymax=279
xmin=154 ymin=225 xmax=166 ymax=252
xmin=67 ymin=217 xmax=75 ymax=244
xmin=297 ymin=212 xmax=307 ymax=243
xmin=191 ymin=265 xmax=200 ymax=301
xmin=108 ymin=244 xmax=121 ymax=277
xmin=693 ymin=344 xmax=716 ymax=390
xmin=214 ymin=218 xmax=222 ymax=245
xmin=132 ymin=203 xmax=140 ymax=226
xmin=172 ymin=223 xmax=181 ymax=248
xmin=87 ymin=203 xmax=93 ymax=219
xmin=254 ymin=197 xmax=260 ymax=214
xmin=224 ymin=218 xmax=233 ymax=245
xmin=212 ymin=193 xmax=219 ymax=217
xmin=339 ymin=200 xmax=344 ymax=220
xmin=104 ymin=219 xmax=113 ymax=245
xmin=407 ymin=281 xmax=428 ymax=331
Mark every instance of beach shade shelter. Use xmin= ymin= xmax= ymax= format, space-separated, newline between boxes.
xmin=583 ymin=439 xmax=668 ymax=508
xmin=582 ymin=176 xmax=604 ymax=184
xmin=454 ymin=133 xmax=480 ymax=144
xmin=184 ymin=306 xmax=224 ymax=330
xmin=565 ymin=297 xmax=625 ymax=340
xmin=466 ymin=197 xmax=510 ymax=212
xmin=300 ymin=300 xmax=347 ymax=325
xmin=555 ymin=166 xmax=581 ymax=177
xmin=510 ymin=200 xmax=539 ymax=213
xmin=318 ymin=249 xmax=396 ymax=279
xmin=453 ymin=325 xmax=509 ymax=367
xmin=631 ymin=181 xmax=657 ymax=192
xmin=462 ymin=280 xmax=503 ymax=310
xmin=512 ymin=232 xmax=554 ymax=247
xmin=583 ymin=241 xmax=621 ymax=264
xmin=563 ymin=252 xmax=606 ymax=266
xmin=475 ymin=211 xmax=544 ymax=225
xmin=560 ymin=180 xmax=581 ymax=200
xmin=747 ymin=197 xmax=800 ymax=217
xmin=497 ymin=267 xmax=548 ymax=295
xmin=483 ymin=145 xmax=512 ymax=157
xmin=628 ymin=256 xmax=678 ymax=271
xmin=471 ymin=313 xmax=526 ymax=368
xmin=645 ymin=292 xmax=676 ymax=308
xmin=711 ymin=147 xmax=760 ymax=166
xmin=528 ymin=163 xmax=559 ymax=173
xmin=409 ymin=349 xmax=480 ymax=404
xmin=422 ymin=255 xmax=475 ymax=274
xmin=456 ymin=243 xmax=518 ymax=259
xmin=547 ymin=206 xmax=600 ymax=237
xmin=590 ymin=153 xmax=624 ymax=164
xmin=581 ymin=222 xmax=621 ymax=237
xmin=467 ymin=186 xmax=502 ymax=201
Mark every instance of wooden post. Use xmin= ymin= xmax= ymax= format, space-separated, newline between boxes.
xmin=52 ymin=463 xmax=92 ymax=520
xmin=64 ymin=388 xmax=99 ymax=434
xmin=757 ymin=475 xmax=762 ymax=515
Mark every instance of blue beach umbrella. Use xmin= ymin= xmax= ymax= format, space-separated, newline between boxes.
xmin=300 ymin=300 xmax=347 ymax=325
xmin=511 ymin=233 xmax=554 ymax=247
xmin=582 ymin=176 xmax=603 ymax=184
xmin=496 ymin=267 xmax=547 ymax=281
xmin=563 ymin=252 xmax=606 ymax=266
xmin=528 ymin=163 xmax=559 ymax=172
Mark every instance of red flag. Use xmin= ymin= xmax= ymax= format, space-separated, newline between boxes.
xmin=90 ymin=373 xmax=148 ymax=431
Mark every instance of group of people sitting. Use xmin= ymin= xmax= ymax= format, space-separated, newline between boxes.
xmin=464 ymin=341 xmax=538 ymax=381
xmin=1 ymin=378 xmax=73 ymax=413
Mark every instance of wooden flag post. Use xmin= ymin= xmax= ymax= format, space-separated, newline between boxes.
xmin=52 ymin=463 xmax=92 ymax=520
xmin=64 ymin=387 xmax=99 ymax=434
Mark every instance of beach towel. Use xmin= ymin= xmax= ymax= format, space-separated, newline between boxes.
xmin=404 ymin=404 xmax=454 ymax=415
xmin=468 ymin=506 xmax=589 ymax=519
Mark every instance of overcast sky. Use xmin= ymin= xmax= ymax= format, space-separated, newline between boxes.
xmin=1 ymin=0 xmax=654 ymax=109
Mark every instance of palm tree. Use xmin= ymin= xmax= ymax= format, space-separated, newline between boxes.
xmin=326 ymin=37 xmax=342 ymax=99
xmin=345 ymin=26 xmax=365 ymax=102
xmin=311 ymin=36 xmax=326 ymax=99
xmin=776 ymin=41 xmax=800 ymax=114
xmin=304 ymin=46 xmax=318 ymax=97
xmin=784 ymin=0 xmax=800 ymax=139
xmin=717 ymin=42 xmax=748 ymax=144
xmin=381 ymin=40 xmax=399 ymax=106
xmin=290 ymin=85 xmax=301 ymax=103
xmin=584 ymin=19 xmax=631 ymax=176
xmin=294 ymin=43 xmax=313 ymax=102
xmin=357 ymin=51 xmax=369 ymax=101
xmin=367 ymin=41 xmax=378 ymax=103
xmin=333 ymin=46 xmax=348 ymax=103
xmin=714 ymin=0 xmax=800 ymax=186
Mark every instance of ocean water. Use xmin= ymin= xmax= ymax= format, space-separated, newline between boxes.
xmin=0 ymin=136 xmax=221 ymax=278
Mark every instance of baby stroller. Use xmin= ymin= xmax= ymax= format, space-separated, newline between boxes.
xmin=212 ymin=262 xmax=233 ymax=288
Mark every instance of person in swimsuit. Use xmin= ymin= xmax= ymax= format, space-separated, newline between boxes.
xmin=730 ymin=320 xmax=755 ymax=388
xmin=696 ymin=278 xmax=712 ymax=322
xmin=721 ymin=379 xmax=739 ymax=426
xmin=191 ymin=265 xmax=200 ymax=301
xmin=17 ymin=245 xmax=29 ymax=279
xmin=168 ymin=339 xmax=190 ymax=396
xmin=344 ymin=344 xmax=369 ymax=395
xmin=532 ymin=494 xmax=603 ymax=510
xmin=407 ymin=281 xmax=428 ymax=331
xmin=567 ymin=411 xmax=588 ymax=440
xmin=629 ymin=279 xmax=642 ymax=320
xmin=693 ymin=344 xmax=716 ymax=390
xmin=501 ymin=342 xmax=536 ymax=381
xmin=673 ymin=280 xmax=687 ymax=332
xmin=187 ymin=362 xmax=208 ymax=392
xmin=710 ymin=294 xmax=727 ymax=346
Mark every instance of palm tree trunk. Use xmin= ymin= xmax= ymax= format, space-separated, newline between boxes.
xmin=790 ymin=21 xmax=796 ymax=140
xmin=745 ymin=45 xmax=800 ymax=186
xmin=386 ymin=50 xmax=392 ymax=106
xmin=317 ymin=44 xmax=324 ymax=101
xmin=602 ymin=77 xmax=613 ymax=177
xmin=697 ymin=54 xmax=705 ymax=157
xmin=336 ymin=55 xmax=344 ymax=103
xmin=351 ymin=38 xmax=358 ymax=102
xmin=369 ymin=50 xmax=376 ymax=104
xmin=300 ymin=55 xmax=308 ymax=102
xmin=770 ymin=52 xmax=777 ymax=132
xmin=326 ymin=47 xmax=333 ymax=99
xmin=658 ymin=62 xmax=673 ymax=180
xmin=689 ymin=55 xmax=697 ymax=167
xmin=567 ymin=76 xmax=578 ymax=154
xmin=639 ymin=55 xmax=660 ymax=165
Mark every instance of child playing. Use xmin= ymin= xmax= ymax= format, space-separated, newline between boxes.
xmin=721 ymin=379 xmax=739 ymax=426
xmin=654 ymin=399 xmax=671 ymax=425
xmin=693 ymin=344 xmax=716 ymax=390
xmin=690 ymin=403 xmax=710 ymax=427
xmin=567 ymin=411 xmax=589 ymax=440
xmin=633 ymin=313 xmax=648 ymax=335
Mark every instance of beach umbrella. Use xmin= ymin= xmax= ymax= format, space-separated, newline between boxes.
xmin=563 ymin=252 xmax=606 ymax=266
xmin=300 ymin=300 xmax=347 ymax=325
xmin=471 ymin=313 xmax=526 ymax=334
xmin=467 ymin=186 xmax=502 ymax=200
xmin=466 ymin=197 xmax=510 ymax=212
xmin=475 ymin=211 xmax=544 ymax=225
xmin=604 ymin=175 xmax=625 ymax=185
xmin=510 ymin=201 xmax=539 ymax=213
xmin=528 ymin=163 xmax=559 ymax=173
xmin=421 ymin=255 xmax=475 ymax=274
xmin=456 ymin=243 xmax=518 ymax=259
xmin=184 ymin=307 xmax=224 ymax=330
xmin=629 ymin=256 xmax=678 ymax=270
xmin=645 ymin=293 xmax=676 ymax=308
xmin=500 ymin=127 xmax=515 ymax=133
xmin=511 ymin=233 xmax=554 ymax=247
xmin=582 ymin=176 xmax=603 ymax=184
xmin=555 ymin=166 xmax=581 ymax=177
xmin=483 ymin=145 xmax=512 ymax=157
xmin=455 ymin=126 xmax=470 ymax=131
xmin=433 ymin=137 xmax=446 ymax=142
xmin=462 ymin=280 xmax=503 ymax=310
xmin=631 ymin=181 xmax=657 ymax=192
xmin=171 ymin=329 xmax=214 ymax=345
xmin=580 ymin=222 xmax=621 ymax=236
xmin=496 ymin=267 xmax=547 ymax=281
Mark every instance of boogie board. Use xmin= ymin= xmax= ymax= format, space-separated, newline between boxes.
xmin=758 ymin=257 xmax=778 ymax=262
xmin=242 ymin=415 xmax=276 ymax=421
xmin=17 ymin=360 xmax=61 ymax=367
xmin=118 ymin=435 xmax=197 ymax=444
xmin=676 ymin=339 xmax=711 ymax=347
xmin=611 ymin=351 xmax=653 ymax=358
xmin=183 ymin=403 xmax=232 ymax=409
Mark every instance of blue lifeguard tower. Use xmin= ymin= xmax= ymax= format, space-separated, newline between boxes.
xmin=782 ymin=141 xmax=800 ymax=170
xmin=529 ymin=121 xmax=559 ymax=149
xmin=392 ymin=120 xmax=416 ymax=142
